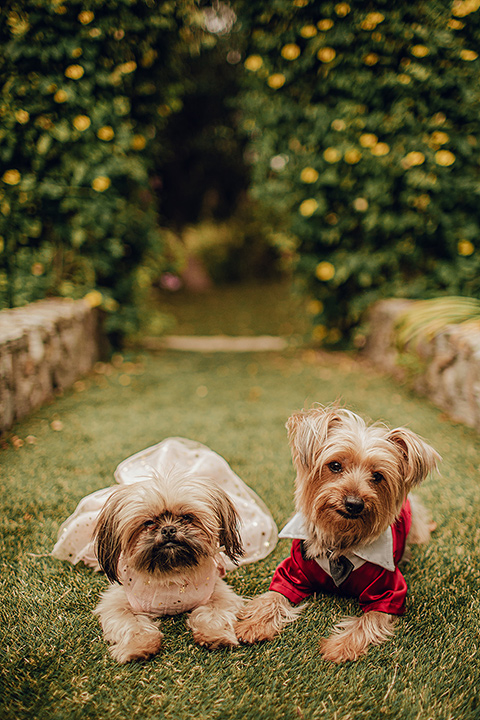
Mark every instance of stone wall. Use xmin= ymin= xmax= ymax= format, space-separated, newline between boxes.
xmin=363 ymin=299 xmax=480 ymax=433
xmin=0 ymin=298 xmax=102 ymax=435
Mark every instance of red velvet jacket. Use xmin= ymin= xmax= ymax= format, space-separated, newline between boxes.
xmin=269 ymin=499 xmax=412 ymax=615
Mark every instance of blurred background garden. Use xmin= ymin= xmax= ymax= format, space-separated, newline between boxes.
xmin=1 ymin=0 xmax=480 ymax=347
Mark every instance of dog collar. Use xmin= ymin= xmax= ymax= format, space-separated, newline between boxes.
xmin=279 ymin=512 xmax=395 ymax=576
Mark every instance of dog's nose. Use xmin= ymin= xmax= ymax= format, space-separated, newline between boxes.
xmin=161 ymin=525 xmax=177 ymax=539
xmin=344 ymin=496 xmax=365 ymax=516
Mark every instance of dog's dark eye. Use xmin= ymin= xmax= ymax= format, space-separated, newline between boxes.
xmin=143 ymin=519 xmax=156 ymax=528
xmin=182 ymin=513 xmax=194 ymax=522
xmin=372 ymin=472 xmax=384 ymax=484
xmin=328 ymin=461 xmax=343 ymax=473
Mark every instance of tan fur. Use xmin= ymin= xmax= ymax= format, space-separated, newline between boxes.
xmin=93 ymin=470 xmax=245 ymax=663
xmin=236 ymin=404 xmax=440 ymax=662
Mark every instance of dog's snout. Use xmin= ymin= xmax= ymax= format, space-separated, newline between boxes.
xmin=343 ymin=496 xmax=365 ymax=516
xmin=161 ymin=525 xmax=178 ymax=539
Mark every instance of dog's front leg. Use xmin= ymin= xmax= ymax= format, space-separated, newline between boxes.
xmin=320 ymin=611 xmax=396 ymax=663
xmin=187 ymin=578 xmax=243 ymax=649
xmin=94 ymin=584 xmax=163 ymax=663
xmin=235 ymin=590 xmax=304 ymax=644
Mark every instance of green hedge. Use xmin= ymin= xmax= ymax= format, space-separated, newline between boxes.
xmin=236 ymin=0 xmax=480 ymax=346
xmin=0 ymin=0 xmax=203 ymax=341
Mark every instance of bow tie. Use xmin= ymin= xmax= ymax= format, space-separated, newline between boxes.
xmin=326 ymin=550 xmax=354 ymax=587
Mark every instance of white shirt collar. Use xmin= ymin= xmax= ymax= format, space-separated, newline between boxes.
xmin=279 ymin=512 xmax=395 ymax=574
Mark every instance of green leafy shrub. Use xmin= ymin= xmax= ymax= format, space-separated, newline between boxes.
xmin=0 ymin=0 xmax=204 ymax=342
xmin=236 ymin=0 xmax=480 ymax=346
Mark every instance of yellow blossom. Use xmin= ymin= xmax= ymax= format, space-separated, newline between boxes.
xmin=78 ymin=10 xmax=94 ymax=24
xmin=331 ymin=119 xmax=346 ymax=131
xmin=54 ymin=89 xmax=68 ymax=103
xmin=97 ymin=126 xmax=114 ymax=141
xmin=92 ymin=176 xmax=111 ymax=192
xmin=15 ymin=110 xmax=29 ymax=124
xmin=299 ymin=199 xmax=319 ymax=217
xmin=431 ymin=131 xmax=449 ymax=145
xmin=72 ymin=47 xmax=83 ymax=58
xmin=317 ymin=47 xmax=336 ymax=63
xmin=300 ymin=167 xmax=319 ymax=183
xmin=54 ymin=5 xmax=67 ymax=14
xmin=411 ymin=45 xmax=429 ymax=58
xmin=404 ymin=151 xmax=425 ymax=167
xmin=244 ymin=55 xmax=263 ymax=71
xmin=317 ymin=19 xmax=334 ymax=30
xmin=359 ymin=133 xmax=378 ymax=148
xmin=118 ymin=61 xmax=137 ymax=74
xmin=458 ymin=240 xmax=475 ymax=256
xmin=73 ymin=115 xmax=91 ymax=131
xmin=315 ymin=262 xmax=335 ymax=281
xmin=307 ymin=299 xmax=324 ymax=315
xmin=131 ymin=134 xmax=146 ymax=151
xmin=2 ymin=169 xmax=21 ymax=185
xmin=84 ymin=290 xmax=103 ymax=307
xmin=300 ymin=25 xmax=318 ymax=38
xmin=312 ymin=324 xmax=328 ymax=342
xmin=65 ymin=64 xmax=84 ymax=80
xmin=398 ymin=74 xmax=411 ymax=84
xmin=371 ymin=142 xmax=390 ymax=156
xmin=267 ymin=73 xmax=286 ymax=89
xmin=353 ymin=197 xmax=369 ymax=212
xmin=335 ymin=3 xmax=351 ymax=16
xmin=435 ymin=150 xmax=456 ymax=166
xmin=293 ymin=0 xmax=308 ymax=6
xmin=460 ymin=49 xmax=478 ymax=61
xmin=448 ymin=18 xmax=465 ymax=28
xmin=364 ymin=53 xmax=379 ymax=65
xmin=361 ymin=12 xmax=385 ymax=30
xmin=281 ymin=44 xmax=301 ymax=60
xmin=344 ymin=148 xmax=362 ymax=164
xmin=323 ymin=147 xmax=341 ymax=163
xmin=452 ymin=0 xmax=480 ymax=17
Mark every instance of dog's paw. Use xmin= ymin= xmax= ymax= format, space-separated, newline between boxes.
xmin=234 ymin=618 xmax=276 ymax=644
xmin=193 ymin=627 xmax=239 ymax=650
xmin=319 ymin=633 xmax=363 ymax=663
xmin=107 ymin=629 xmax=163 ymax=664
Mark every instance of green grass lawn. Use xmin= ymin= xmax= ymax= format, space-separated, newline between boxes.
xmin=2 ymin=316 xmax=480 ymax=718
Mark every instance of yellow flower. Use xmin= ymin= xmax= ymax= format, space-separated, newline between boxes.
xmin=2 ymin=169 xmax=21 ymax=185
xmin=364 ymin=53 xmax=379 ymax=65
xmin=361 ymin=12 xmax=385 ymax=30
xmin=335 ymin=3 xmax=351 ymax=16
xmin=331 ymin=119 xmax=346 ymax=131
xmin=73 ymin=115 xmax=91 ymax=131
xmin=307 ymin=299 xmax=324 ymax=315
xmin=404 ymin=151 xmax=425 ymax=167
xmin=299 ymin=199 xmax=319 ymax=217
xmin=54 ymin=89 xmax=68 ymax=103
xmin=435 ymin=150 xmax=456 ymax=166
xmin=92 ymin=176 xmax=111 ymax=192
xmin=300 ymin=25 xmax=318 ymax=38
xmin=371 ymin=142 xmax=390 ymax=156
xmin=411 ymin=45 xmax=429 ymax=58
xmin=300 ymin=167 xmax=319 ymax=183
xmin=281 ymin=44 xmax=301 ymax=60
xmin=317 ymin=19 xmax=334 ymax=30
xmin=317 ymin=47 xmax=336 ymax=63
xmin=323 ymin=147 xmax=341 ymax=163
xmin=431 ymin=131 xmax=449 ymax=145
xmin=398 ymin=74 xmax=411 ymax=84
xmin=452 ymin=0 xmax=480 ymax=17
xmin=78 ymin=10 xmax=94 ymax=24
xmin=267 ymin=73 xmax=286 ymax=89
xmin=244 ymin=55 xmax=263 ymax=71
xmin=72 ymin=47 xmax=83 ymax=58
xmin=293 ymin=0 xmax=308 ymax=6
xmin=131 ymin=134 xmax=146 ymax=151
xmin=460 ymin=49 xmax=478 ymax=61
xmin=315 ymin=262 xmax=335 ymax=281
xmin=54 ymin=5 xmax=67 ymax=14
xmin=312 ymin=324 xmax=328 ymax=342
xmin=353 ymin=197 xmax=369 ymax=212
xmin=458 ymin=240 xmax=475 ymax=256
xmin=65 ymin=64 xmax=84 ymax=80
xmin=84 ymin=290 xmax=103 ymax=308
xmin=359 ymin=133 xmax=378 ymax=148
xmin=15 ymin=110 xmax=29 ymax=124
xmin=344 ymin=148 xmax=362 ymax=164
xmin=97 ymin=126 xmax=115 ymax=141
xmin=118 ymin=61 xmax=137 ymax=74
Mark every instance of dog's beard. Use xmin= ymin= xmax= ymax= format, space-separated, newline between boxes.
xmin=130 ymin=535 xmax=209 ymax=574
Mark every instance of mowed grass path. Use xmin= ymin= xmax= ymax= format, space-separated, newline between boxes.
xmin=2 ymin=343 xmax=480 ymax=719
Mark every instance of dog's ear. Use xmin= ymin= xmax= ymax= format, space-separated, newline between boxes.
xmin=386 ymin=427 xmax=441 ymax=489
xmin=286 ymin=405 xmax=343 ymax=470
xmin=94 ymin=490 xmax=125 ymax=583
xmin=214 ymin=489 xmax=244 ymax=564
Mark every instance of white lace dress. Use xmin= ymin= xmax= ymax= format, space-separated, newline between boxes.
xmin=51 ymin=437 xmax=278 ymax=574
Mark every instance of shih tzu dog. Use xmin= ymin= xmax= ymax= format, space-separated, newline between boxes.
xmin=236 ymin=404 xmax=440 ymax=663
xmin=93 ymin=471 xmax=244 ymax=663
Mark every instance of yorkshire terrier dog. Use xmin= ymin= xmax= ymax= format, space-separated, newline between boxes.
xmin=93 ymin=471 xmax=244 ymax=663
xmin=236 ymin=405 xmax=440 ymax=663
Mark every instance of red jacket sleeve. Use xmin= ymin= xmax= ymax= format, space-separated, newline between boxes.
xmin=356 ymin=565 xmax=408 ymax=615
xmin=269 ymin=540 xmax=318 ymax=604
